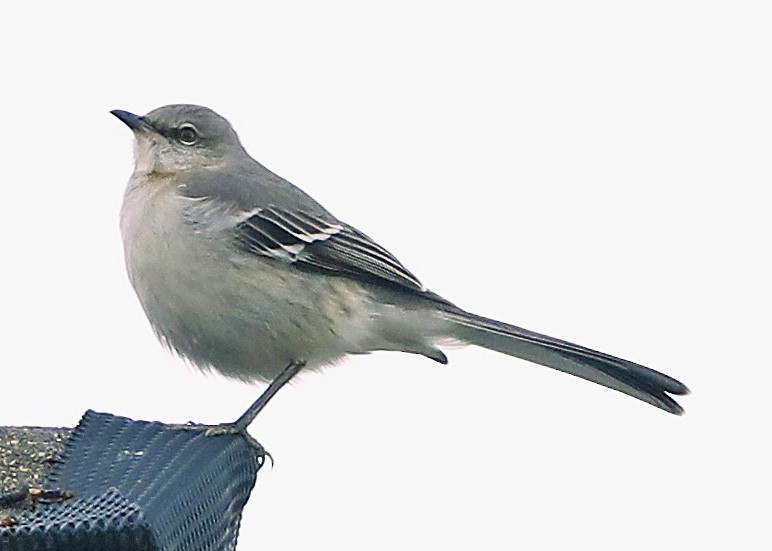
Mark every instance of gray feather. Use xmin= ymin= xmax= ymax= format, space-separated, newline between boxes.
xmin=440 ymin=308 xmax=689 ymax=414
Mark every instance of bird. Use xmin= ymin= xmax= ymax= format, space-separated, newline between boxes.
xmin=112 ymin=104 xmax=688 ymax=429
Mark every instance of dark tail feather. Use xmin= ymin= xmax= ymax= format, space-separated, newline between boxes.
xmin=441 ymin=308 xmax=689 ymax=415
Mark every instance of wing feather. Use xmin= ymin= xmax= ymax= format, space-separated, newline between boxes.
xmin=234 ymin=207 xmax=424 ymax=291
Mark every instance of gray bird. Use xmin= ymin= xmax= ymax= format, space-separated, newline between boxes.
xmin=112 ymin=104 xmax=688 ymax=429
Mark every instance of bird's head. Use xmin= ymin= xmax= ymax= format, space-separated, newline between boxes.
xmin=111 ymin=104 xmax=247 ymax=176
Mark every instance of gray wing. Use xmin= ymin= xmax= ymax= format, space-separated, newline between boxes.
xmin=179 ymin=162 xmax=425 ymax=291
xmin=234 ymin=206 xmax=425 ymax=292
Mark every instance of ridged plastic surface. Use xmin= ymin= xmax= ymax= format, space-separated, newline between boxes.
xmin=0 ymin=487 xmax=157 ymax=550
xmin=0 ymin=410 xmax=265 ymax=550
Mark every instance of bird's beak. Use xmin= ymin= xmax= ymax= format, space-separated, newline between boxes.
xmin=110 ymin=109 xmax=151 ymax=132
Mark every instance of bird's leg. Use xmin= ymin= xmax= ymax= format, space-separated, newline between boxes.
xmin=172 ymin=360 xmax=305 ymax=445
xmin=232 ymin=360 xmax=306 ymax=430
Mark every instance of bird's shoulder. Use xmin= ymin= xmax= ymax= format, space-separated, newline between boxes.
xmin=179 ymin=161 xmax=332 ymax=217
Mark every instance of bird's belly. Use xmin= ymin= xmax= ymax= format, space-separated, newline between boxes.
xmin=125 ymin=224 xmax=388 ymax=380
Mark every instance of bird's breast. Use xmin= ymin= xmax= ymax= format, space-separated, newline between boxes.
xmin=118 ymin=176 xmax=392 ymax=380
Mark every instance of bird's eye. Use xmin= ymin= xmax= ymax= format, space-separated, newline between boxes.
xmin=177 ymin=124 xmax=199 ymax=145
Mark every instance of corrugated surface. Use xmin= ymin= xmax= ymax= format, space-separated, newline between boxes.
xmin=1 ymin=487 xmax=157 ymax=550
xmin=0 ymin=411 xmax=266 ymax=550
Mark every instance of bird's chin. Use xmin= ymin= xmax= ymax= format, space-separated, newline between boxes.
xmin=131 ymin=138 xmax=185 ymax=177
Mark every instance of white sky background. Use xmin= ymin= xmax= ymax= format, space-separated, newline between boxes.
xmin=1 ymin=2 xmax=770 ymax=549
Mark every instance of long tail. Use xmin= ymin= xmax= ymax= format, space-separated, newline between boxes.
xmin=440 ymin=307 xmax=689 ymax=414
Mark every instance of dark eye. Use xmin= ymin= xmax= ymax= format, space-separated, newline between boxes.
xmin=177 ymin=124 xmax=199 ymax=145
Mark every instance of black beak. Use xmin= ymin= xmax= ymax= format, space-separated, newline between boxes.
xmin=111 ymin=109 xmax=150 ymax=132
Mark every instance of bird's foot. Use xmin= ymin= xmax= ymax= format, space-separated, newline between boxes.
xmin=166 ymin=421 xmax=247 ymax=437
xmin=168 ymin=422 xmax=270 ymax=462
xmin=203 ymin=423 xmax=243 ymax=437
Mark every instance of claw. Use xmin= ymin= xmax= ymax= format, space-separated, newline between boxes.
xmin=192 ymin=423 xmax=271 ymax=462
xmin=259 ymin=449 xmax=274 ymax=469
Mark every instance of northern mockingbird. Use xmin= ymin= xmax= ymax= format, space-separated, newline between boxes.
xmin=112 ymin=104 xmax=688 ymax=428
